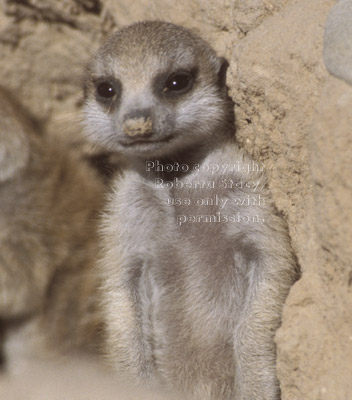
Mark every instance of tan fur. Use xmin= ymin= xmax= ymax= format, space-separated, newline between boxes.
xmin=83 ymin=21 xmax=299 ymax=399
xmin=123 ymin=116 xmax=153 ymax=136
xmin=0 ymin=87 xmax=106 ymax=363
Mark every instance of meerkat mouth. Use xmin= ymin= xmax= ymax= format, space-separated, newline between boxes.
xmin=119 ymin=134 xmax=175 ymax=147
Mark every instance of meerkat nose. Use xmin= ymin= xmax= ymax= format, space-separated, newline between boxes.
xmin=122 ymin=109 xmax=153 ymax=137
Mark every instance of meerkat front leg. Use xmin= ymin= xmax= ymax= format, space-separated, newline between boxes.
xmin=232 ymin=222 xmax=296 ymax=399
xmin=233 ymin=279 xmax=282 ymax=399
xmin=100 ymin=171 xmax=172 ymax=383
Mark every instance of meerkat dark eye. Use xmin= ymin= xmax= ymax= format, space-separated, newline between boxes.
xmin=164 ymin=72 xmax=194 ymax=94
xmin=96 ymin=81 xmax=116 ymax=99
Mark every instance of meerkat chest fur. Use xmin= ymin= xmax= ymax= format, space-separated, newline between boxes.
xmin=84 ymin=21 xmax=298 ymax=399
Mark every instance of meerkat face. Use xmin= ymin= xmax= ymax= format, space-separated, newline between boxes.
xmin=83 ymin=21 xmax=232 ymax=159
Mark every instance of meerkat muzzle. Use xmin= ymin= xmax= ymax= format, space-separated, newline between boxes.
xmin=122 ymin=116 xmax=153 ymax=137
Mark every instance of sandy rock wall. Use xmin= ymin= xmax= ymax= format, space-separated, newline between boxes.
xmin=0 ymin=0 xmax=351 ymax=399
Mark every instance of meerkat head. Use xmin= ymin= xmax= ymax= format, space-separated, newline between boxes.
xmin=83 ymin=21 xmax=233 ymax=159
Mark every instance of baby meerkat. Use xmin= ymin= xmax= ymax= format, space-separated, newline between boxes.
xmin=0 ymin=87 xmax=105 ymax=365
xmin=83 ymin=21 xmax=298 ymax=399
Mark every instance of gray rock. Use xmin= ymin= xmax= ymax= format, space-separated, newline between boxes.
xmin=324 ymin=0 xmax=352 ymax=86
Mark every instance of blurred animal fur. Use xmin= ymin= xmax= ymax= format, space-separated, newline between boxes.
xmin=0 ymin=86 xmax=105 ymax=366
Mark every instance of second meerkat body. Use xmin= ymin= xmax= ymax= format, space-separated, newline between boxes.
xmin=0 ymin=87 xmax=105 ymax=365
xmin=84 ymin=21 xmax=298 ymax=399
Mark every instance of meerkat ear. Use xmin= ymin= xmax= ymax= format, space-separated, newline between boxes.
xmin=216 ymin=57 xmax=229 ymax=86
